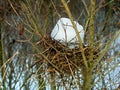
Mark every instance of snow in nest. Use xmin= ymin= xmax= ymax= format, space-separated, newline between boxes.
xmin=51 ymin=17 xmax=84 ymax=48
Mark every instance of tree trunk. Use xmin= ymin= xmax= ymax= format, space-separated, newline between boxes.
xmin=51 ymin=73 xmax=56 ymax=90
xmin=82 ymin=0 xmax=95 ymax=89
xmin=82 ymin=67 xmax=93 ymax=90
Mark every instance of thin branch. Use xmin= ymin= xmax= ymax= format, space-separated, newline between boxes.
xmin=61 ymin=0 xmax=88 ymax=69
xmin=93 ymin=30 xmax=120 ymax=70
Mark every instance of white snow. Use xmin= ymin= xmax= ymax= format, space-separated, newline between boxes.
xmin=51 ymin=17 xmax=84 ymax=48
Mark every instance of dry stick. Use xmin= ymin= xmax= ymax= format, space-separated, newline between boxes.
xmin=92 ymin=30 xmax=120 ymax=71
xmin=65 ymin=55 xmax=79 ymax=90
xmin=50 ymin=0 xmax=61 ymax=18
xmin=8 ymin=0 xmax=33 ymax=33
xmin=81 ymin=0 xmax=90 ymax=33
xmin=0 ymin=51 xmax=19 ymax=71
xmin=92 ymin=62 xmax=120 ymax=87
xmin=61 ymin=0 xmax=88 ymax=69
xmin=7 ymin=0 xmax=20 ymax=17
xmin=39 ymin=53 xmax=63 ymax=74
xmin=81 ymin=0 xmax=89 ymax=15
xmin=0 ymin=51 xmax=19 ymax=85
xmin=22 ymin=1 xmax=43 ymax=38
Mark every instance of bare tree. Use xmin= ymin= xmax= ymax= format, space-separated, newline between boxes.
xmin=0 ymin=0 xmax=120 ymax=90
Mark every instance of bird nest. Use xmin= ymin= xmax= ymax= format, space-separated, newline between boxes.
xmin=35 ymin=35 xmax=98 ymax=75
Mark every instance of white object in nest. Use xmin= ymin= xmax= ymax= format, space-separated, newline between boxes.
xmin=51 ymin=17 xmax=84 ymax=49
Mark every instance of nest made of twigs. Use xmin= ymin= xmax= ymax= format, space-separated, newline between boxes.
xmin=36 ymin=35 xmax=98 ymax=75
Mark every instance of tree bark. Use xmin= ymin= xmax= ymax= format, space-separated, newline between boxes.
xmin=82 ymin=0 xmax=96 ymax=89
xmin=82 ymin=67 xmax=93 ymax=90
